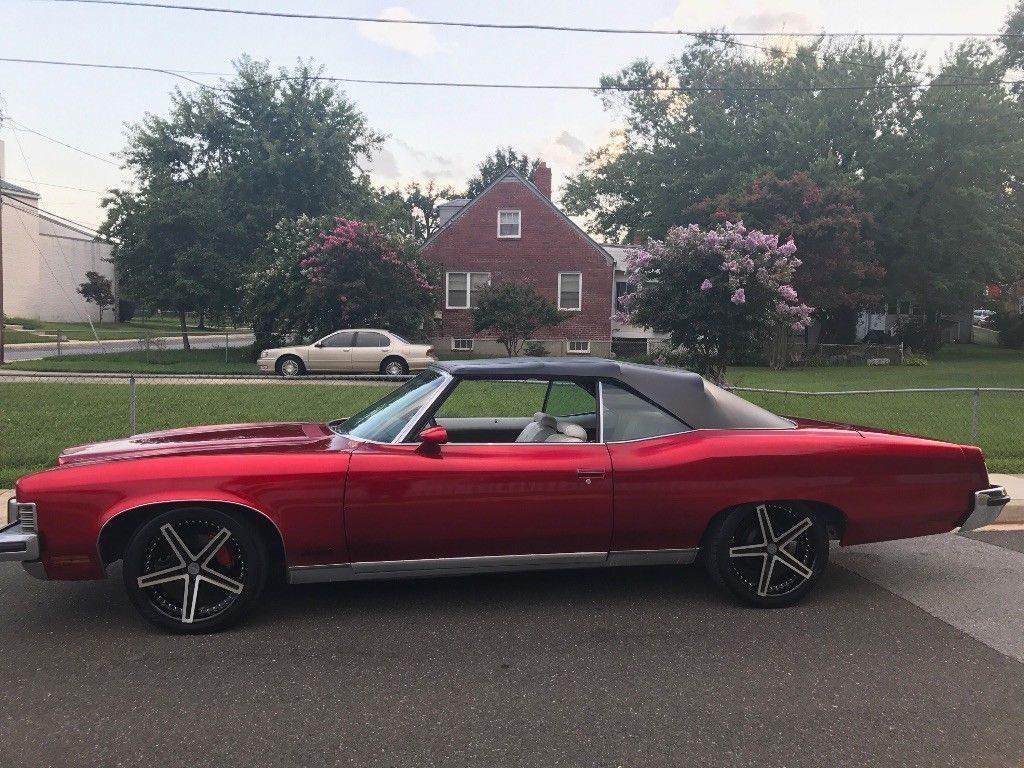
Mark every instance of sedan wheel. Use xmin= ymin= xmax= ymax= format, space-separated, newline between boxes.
xmin=123 ymin=507 xmax=267 ymax=633
xmin=703 ymin=502 xmax=828 ymax=607
xmin=277 ymin=357 xmax=303 ymax=377
xmin=381 ymin=358 xmax=408 ymax=376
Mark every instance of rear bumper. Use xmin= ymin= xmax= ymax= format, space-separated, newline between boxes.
xmin=960 ymin=486 xmax=1011 ymax=532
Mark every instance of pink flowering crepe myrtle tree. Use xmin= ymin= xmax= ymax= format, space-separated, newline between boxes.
xmin=618 ymin=222 xmax=812 ymax=380
xmin=298 ymin=217 xmax=435 ymax=340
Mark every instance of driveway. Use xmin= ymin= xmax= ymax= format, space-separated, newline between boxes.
xmin=0 ymin=528 xmax=1021 ymax=767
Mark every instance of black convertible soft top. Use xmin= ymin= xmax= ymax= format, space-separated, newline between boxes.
xmin=431 ymin=357 xmax=793 ymax=430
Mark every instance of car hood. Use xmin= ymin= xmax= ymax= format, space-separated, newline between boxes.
xmin=57 ymin=422 xmax=340 ymax=466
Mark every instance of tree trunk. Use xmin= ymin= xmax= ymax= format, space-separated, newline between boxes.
xmin=179 ymin=307 xmax=191 ymax=351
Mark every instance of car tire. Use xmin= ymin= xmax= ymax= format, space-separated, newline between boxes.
xmin=380 ymin=357 xmax=409 ymax=376
xmin=703 ymin=501 xmax=828 ymax=608
xmin=122 ymin=506 xmax=268 ymax=634
xmin=276 ymin=355 xmax=305 ymax=377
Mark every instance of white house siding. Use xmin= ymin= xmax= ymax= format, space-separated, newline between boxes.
xmin=37 ymin=214 xmax=115 ymax=322
xmin=1 ymin=189 xmax=43 ymax=320
xmin=603 ymin=244 xmax=670 ymax=350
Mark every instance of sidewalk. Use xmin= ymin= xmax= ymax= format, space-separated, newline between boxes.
xmin=6 ymin=333 xmax=253 ymax=351
xmin=990 ymin=474 xmax=1024 ymax=524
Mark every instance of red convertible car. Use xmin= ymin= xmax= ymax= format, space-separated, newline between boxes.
xmin=2 ymin=357 xmax=1009 ymax=632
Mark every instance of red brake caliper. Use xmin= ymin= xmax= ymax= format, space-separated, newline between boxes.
xmin=213 ymin=538 xmax=235 ymax=569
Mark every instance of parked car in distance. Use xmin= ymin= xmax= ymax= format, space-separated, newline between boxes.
xmin=2 ymin=357 xmax=1008 ymax=633
xmin=973 ymin=309 xmax=996 ymax=326
xmin=258 ymin=329 xmax=435 ymax=376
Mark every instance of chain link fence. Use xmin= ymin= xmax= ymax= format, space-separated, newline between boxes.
xmin=1 ymin=373 xmax=1021 ymax=488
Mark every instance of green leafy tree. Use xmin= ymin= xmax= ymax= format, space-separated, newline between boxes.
xmin=76 ymin=270 xmax=116 ymax=323
xmin=466 ymin=147 xmax=540 ymax=198
xmin=621 ymin=223 xmax=812 ymax=380
xmin=245 ymin=217 xmax=435 ymax=353
xmin=103 ymin=57 xmax=389 ymax=348
xmin=472 ymin=283 xmax=568 ymax=356
xmin=695 ymin=172 xmax=882 ymax=342
xmin=405 ymin=180 xmax=455 ymax=241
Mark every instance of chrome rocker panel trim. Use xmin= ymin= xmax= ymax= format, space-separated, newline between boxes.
xmin=287 ymin=548 xmax=699 ymax=585
xmin=960 ymin=486 xmax=1011 ymax=532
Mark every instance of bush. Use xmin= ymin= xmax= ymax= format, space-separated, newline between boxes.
xmin=522 ymin=340 xmax=549 ymax=357
xmin=118 ymin=299 xmax=136 ymax=323
xmin=904 ymin=352 xmax=929 ymax=366
xmin=993 ymin=311 xmax=1024 ymax=349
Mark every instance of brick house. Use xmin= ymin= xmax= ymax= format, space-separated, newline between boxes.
xmin=421 ymin=163 xmax=615 ymax=357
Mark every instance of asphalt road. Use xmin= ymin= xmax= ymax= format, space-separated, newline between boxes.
xmin=1 ymin=333 xmax=254 ymax=362
xmin=0 ymin=530 xmax=1022 ymax=768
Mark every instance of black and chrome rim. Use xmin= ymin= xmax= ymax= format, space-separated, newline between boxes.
xmin=727 ymin=503 xmax=816 ymax=598
xmin=137 ymin=519 xmax=246 ymax=624
xmin=384 ymin=361 xmax=404 ymax=375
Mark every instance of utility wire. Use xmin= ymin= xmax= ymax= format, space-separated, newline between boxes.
xmin=0 ymin=56 xmax=1018 ymax=93
xmin=2 ymin=115 xmax=120 ymax=165
xmin=35 ymin=0 xmax=1024 ymax=39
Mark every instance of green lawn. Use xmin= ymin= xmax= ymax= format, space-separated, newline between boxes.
xmin=2 ymin=344 xmax=1022 ymax=488
xmin=6 ymin=315 xmax=240 ymax=342
xmin=2 ymin=329 xmax=50 ymax=344
xmin=3 ymin=348 xmax=259 ymax=374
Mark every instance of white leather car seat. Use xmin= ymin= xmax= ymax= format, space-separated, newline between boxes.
xmin=547 ymin=421 xmax=587 ymax=443
xmin=515 ymin=413 xmax=559 ymax=443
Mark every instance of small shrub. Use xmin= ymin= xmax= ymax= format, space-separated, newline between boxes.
xmin=522 ymin=340 xmax=549 ymax=357
xmin=903 ymin=352 xmax=929 ymax=366
xmin=993 ymin=311 xmax=1024 ymax=349
xmin=118 ymin=299 xmax=137 ymax=323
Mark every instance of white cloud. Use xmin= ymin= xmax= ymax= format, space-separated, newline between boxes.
xmin=658 ymin=0 xmax=821 ymax=35
xmin=357 ymin=7 xmax=442 ymax=57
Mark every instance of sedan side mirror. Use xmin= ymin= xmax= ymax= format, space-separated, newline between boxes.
xmin=313 ymin=342 xmax=324 ymax=348
xmin=418 ymin=425 xmax=448 ymax=445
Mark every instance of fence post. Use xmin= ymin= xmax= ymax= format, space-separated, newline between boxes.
xmin=970 ymin=388 xmax=980 ymax=445
xmin=57 ymin=330 xmax=62 ymax=358
xmin=128 ymin=374 xmax=137 ymax=436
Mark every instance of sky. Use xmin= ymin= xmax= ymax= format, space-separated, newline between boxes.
xmin=0 ymin=0 xmax=1018 ymax=231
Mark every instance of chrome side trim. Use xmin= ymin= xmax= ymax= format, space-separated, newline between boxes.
xmin=288 ymin=549 xmax=699 ymax=584
xmin=607 ymin=548 xmax=699 ymax=566
xmin=960 ymin=486 xmax=1010 ymax=532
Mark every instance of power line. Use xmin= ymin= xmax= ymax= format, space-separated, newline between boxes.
xmin=7 ymin=177 xmax=109 ymax=194
xmin=35 ymin=0 xmax=1024 ymax=39
xmin=1 ymin=192 xmax=104 ymax=238
xmin=1 ymin=116 xmax=120 ymax=166
xmin=0 ymin=56 xmax=1018 ymax=94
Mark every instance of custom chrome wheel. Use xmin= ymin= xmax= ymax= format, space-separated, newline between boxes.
xmin=123 ymin=507 xmax=267 ymax=633
xmin=277 ymin=356 xmax=304 ymax=377
xmin=703 ymin=502 xmax=828 ymax=607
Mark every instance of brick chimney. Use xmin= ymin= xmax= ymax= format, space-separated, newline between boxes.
xmin=532 ymin=161 xmax=551 ymax=198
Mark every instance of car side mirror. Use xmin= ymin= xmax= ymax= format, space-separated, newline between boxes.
xmin=418 ymin=425 xmax=448 ymax=445
xmin=313 ymin=342 xmax=324 ymax=348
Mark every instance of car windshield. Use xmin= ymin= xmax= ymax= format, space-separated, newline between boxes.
xmin=333 ymin=370 xmax=445 ymax=442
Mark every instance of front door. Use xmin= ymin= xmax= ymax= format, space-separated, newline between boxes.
xmin=344 ymin=441 xmax=612 ymax=563
xmin=343 ymin=376 xmax=613 ymax=564
xmin=308 ymin=330 xmax=354 ymax=372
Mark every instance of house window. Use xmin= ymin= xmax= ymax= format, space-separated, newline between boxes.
xmin=558 ymin=272 xmax=582 ymax=311
xmin=497 ymin=210 xmax=521 ymax=238
xmin=446 ymin=271 xmax=491 ymax=309
xmin=451 ymin=338 xmax=474 ymax=351
xmin=566 ymin=340 xmax=591 ymax=354
xmin=614 ymin=280 xmax=632 ymax=311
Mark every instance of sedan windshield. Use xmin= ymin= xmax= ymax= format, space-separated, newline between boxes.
xmin=333 ymin=370 xmax=445 ymax=442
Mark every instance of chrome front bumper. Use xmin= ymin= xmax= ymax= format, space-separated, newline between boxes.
xmin=0 ymin=521 xmax=40 ymax=562
xmin=960 ymin=486 xmax=1011 ymax=532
